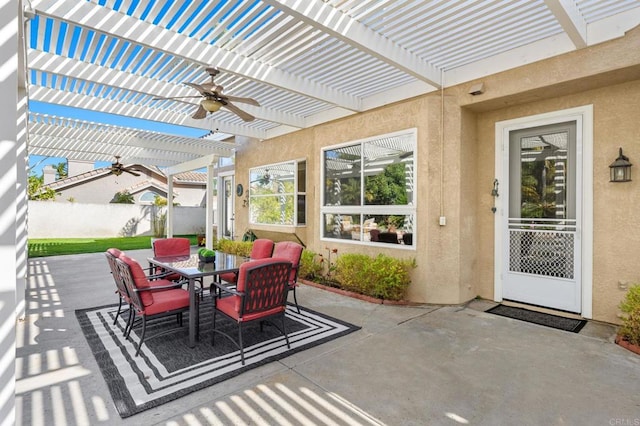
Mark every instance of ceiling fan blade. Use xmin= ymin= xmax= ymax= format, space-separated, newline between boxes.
xmin=223 ymin=101 xmax=255 ymax=122
xmin=223 ymin=95 xmax=260 ymax=106
xmin=185 ymin=82 xmax=216 ymax=97
xmin=191 ymin=104 xmax=208 ymax=120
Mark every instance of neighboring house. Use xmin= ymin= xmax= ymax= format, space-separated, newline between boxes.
xmin=42 ymin=159 xmax=207 ymax=206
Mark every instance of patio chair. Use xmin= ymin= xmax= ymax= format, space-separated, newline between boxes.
xmin=272 ymin=241 xmax=304 ymax=313
xmin=105 ymin=248 xmax=175 ymax=330
xmin=116 ymin=254 xmax=193 ymax=356
xmin=153 ymin=237 xmax=205 ymax=298
xmin=211 ymin=258 xmax=292 ymax=365
xmin=378 ymin=232 xmax=400 ymax=244
xmin=152 ymin=237 xmax=192 ymax=281
xmin=105 ymin=248 xmax=128 ymax=325
xmin=216 ymin=238 xmax=274 ymax=286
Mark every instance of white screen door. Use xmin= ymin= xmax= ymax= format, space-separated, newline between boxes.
xmin=502 ymin=120 xmax=582 ymax=313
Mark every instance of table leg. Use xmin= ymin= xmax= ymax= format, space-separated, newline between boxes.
xmin=188 ymin=277 xmax=196 ymax=348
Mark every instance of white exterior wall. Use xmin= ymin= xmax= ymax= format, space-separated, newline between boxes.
xmin=28 ymin=202 xmax=208 ymax=238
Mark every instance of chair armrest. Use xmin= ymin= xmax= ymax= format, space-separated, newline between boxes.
xmin=135 ymin=282 xmax=183 ymax=292
xmin=211 ymin=280 xmax=244 ymax=297
xmin=147 ymin=271 xmax=173 ymax=280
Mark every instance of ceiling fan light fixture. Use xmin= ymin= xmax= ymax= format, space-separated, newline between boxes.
xmin=201 ymin=99 xmax=222 ymax=112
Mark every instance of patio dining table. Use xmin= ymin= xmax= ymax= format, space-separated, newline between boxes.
xmin=147 ymin=251 xmax=248 ymax=348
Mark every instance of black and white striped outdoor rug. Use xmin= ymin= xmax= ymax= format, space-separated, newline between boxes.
xmin=76 ymin=302 xmax=359 ymax=418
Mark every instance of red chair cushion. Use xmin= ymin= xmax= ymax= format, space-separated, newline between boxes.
xmin=152 ymin=238 xmax=191 ymax=257
xmin=107 ymin=247 xmax=123 ymax=258
xmin=119 ymin=254 xmax=154 ymax=306
xmin=218 ymin=240 xmax=274 ymax=284
xmin=216 ymin=296 xmax=284 ymax=322
xmin=272 ymin=242 xmax=303 ymax=284
xmin=250 ymin=239 xmax=274 ymax=259
xmin=219 ymin=271 xmax=238 ymax=284
xmin=143 ymin=288 xmax=189 ymax=315
xmin=152 ymin=238 xmax=191 ymax=280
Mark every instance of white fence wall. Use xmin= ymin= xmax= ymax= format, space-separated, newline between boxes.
xmin=28 ymin=201 xmax=207 ymax=238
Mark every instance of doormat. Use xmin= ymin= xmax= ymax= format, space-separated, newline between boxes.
xmin=486 ymin=305 xmax=587 ymax=333
xmin=76 ymin=303 xmax=359 ymax=418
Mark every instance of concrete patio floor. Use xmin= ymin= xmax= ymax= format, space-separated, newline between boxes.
xmin=16 ymin=248 xmax=640 ymax=425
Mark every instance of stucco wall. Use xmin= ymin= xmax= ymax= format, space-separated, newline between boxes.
xmin=473 ymin=80 xmax=640 ymax=324
xmin=468 ymin=26 xmax=640 ymax=324
xmin=233 ymin=25 xmax=640 ymax=322
xmin=236 ymin=96 xmax=459 ymax=304
xmin=28 ymin=202 xmax=206 ymax=238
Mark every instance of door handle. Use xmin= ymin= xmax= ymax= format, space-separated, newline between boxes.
xmin=491 ymin=179 xmax=499 ymax=213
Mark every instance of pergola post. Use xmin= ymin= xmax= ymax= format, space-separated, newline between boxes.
xmin=167 ymin=177 xmax=174 ymax=238
xmin=164 ymin=154 xmax=221 ymax=250
xmin=205 ymin=162 xmax=215 ymax=250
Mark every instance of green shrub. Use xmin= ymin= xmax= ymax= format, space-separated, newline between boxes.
xmin=299 ymin=249 xmax=323 ymax=281
xmin=216 ymin=239 xmax=253 ymax=257
xmin=333 ymin=253 xmax=371 ymax=293
xmin=619 ymin=284 xmax=640 ymax=346
xmin=334 ymin=253 xmax=416 ymax=301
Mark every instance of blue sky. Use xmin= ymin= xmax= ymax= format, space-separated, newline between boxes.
xmin=29 ymin=101 xmax=208 ymax=176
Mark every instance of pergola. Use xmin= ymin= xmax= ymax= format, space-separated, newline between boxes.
xmin=22 ymin=0 xmax=640 ymax=167
xmin=2 ymin=2 xmax=640 ymax=421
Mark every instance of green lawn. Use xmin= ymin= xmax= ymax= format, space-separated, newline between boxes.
xmin=28 ymin=235 xmax=198 ymax=258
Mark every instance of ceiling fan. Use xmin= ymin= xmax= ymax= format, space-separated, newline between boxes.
xmin=108 ymin=156 xmax=140 ymax=177
xmin=153 ymin=67 xmax=260 ymax=122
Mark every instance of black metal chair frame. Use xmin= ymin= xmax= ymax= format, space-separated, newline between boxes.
xmin=115 ymin=257 xmax=196 ymax=356
xmin=105 ymin=250 xmax=130 ymax=326
xmin=273 ymin=242 xmax=304 ymax=314
xmin=211 ymin=260 xmax=292 ymax=365
xmin=105 ymin=249 xmax=179 ymax=331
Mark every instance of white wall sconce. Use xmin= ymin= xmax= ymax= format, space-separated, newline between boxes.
xmin=609 ymin=147 xmax=632 ymax=182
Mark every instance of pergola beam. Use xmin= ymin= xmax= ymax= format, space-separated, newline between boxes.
xmin=544 ymin=0 xmax=588 ymax=48
xmin=263 ymin=0 xmax=441 ymax=88
xmin=31 ymin=0 xmax=363 ymax=111
xmin=28 ymin=86 xmax=266 ymax=140
xmin=28 ymin=50 xmax=308 ymax=130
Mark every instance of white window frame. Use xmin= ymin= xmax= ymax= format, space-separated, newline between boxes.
xmin=248 ymin=158 xmax=306 ymax=227
xmin=320 ymin=128 xmax=417 ymax=249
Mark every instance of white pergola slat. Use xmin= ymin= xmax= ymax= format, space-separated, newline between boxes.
xmin=28 ymin=113 xmax=234 ymax=164
xmin=23 ymin=0 xmax=640 ymax=168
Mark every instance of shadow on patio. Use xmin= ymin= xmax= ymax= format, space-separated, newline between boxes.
xmin=15 ymin=249 xmax=639 ymax=425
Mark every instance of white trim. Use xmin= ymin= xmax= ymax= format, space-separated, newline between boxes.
xmin=319 ymin=128 xmax=417 ymax=249
xmin=248 ymin=159 xmax=306 ymax=227
xmin=494 ymin=105 xmax=593 ymax=318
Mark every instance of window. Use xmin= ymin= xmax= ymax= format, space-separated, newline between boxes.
xmin=321 ymin=129 xmax=416 ymax=246
xmin=249 ymin=160 xmax=306 ymax=226
xmin=139 ymin=190 xmax=161 ymax=204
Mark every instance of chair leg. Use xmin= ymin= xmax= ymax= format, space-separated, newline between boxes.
xmin=125 ymin=307 xmax=135 ymax=338
xmin=292 ymin=286 xmax=300 ymax=314
xmin=135 ymin=316 xmax=147 ymax=357
xmin=281 ymin=315 xmax=290 ymax=349
xmin=114 ymin=296 xmax=123 ymax=325
xmin=238 ymin=323 xmax=245 ymax=365
xmin=211 ymin=307 xmax=217 ymax=345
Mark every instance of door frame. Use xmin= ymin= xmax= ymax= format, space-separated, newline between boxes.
xmin=494 ymin=105 xmax=593 ymax=318
xmin=217 ymin=171 xmax=235 ymax=240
